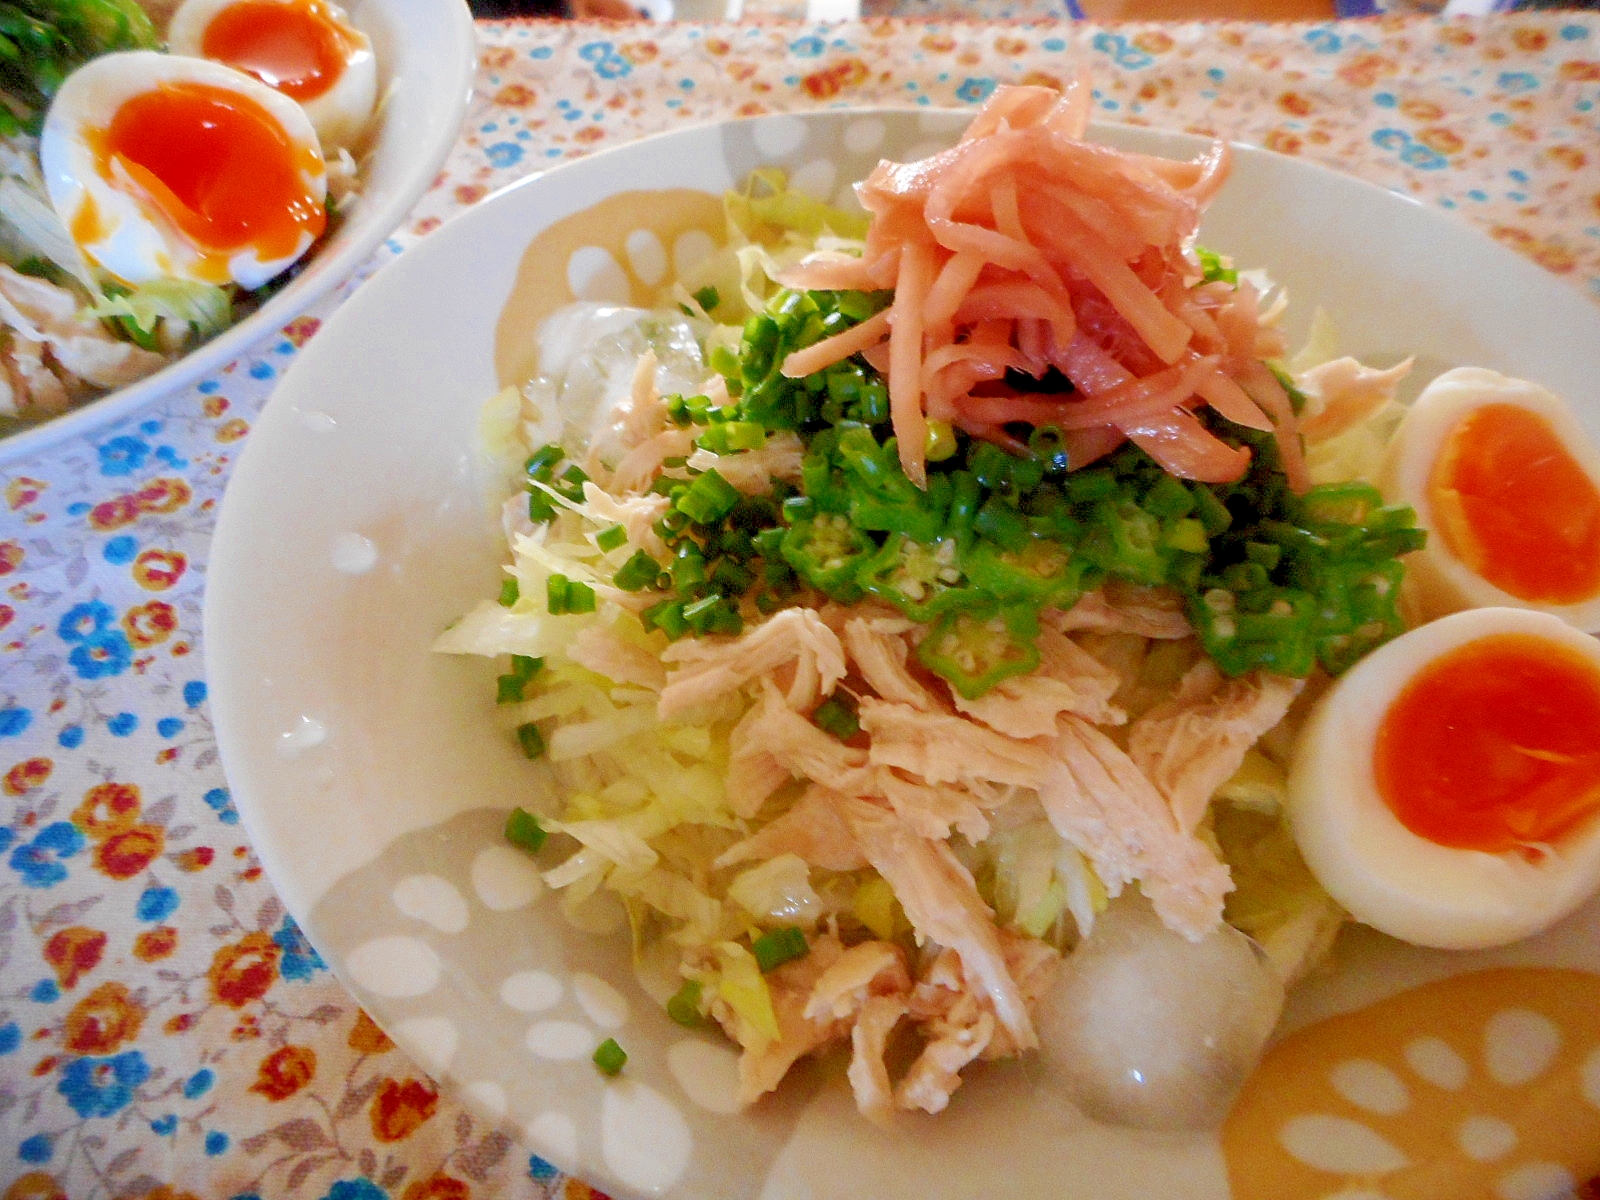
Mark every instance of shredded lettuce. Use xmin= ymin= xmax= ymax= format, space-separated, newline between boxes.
xmin=1212 ymin=748 xmax=1286 ymax=813
xmin=727 ymin=853 xmax=823 ymax=927
xmin=88 ymin=278 xmax=232 ymax=349
xmin=725 ymin=166 xmax=870 ymax=245
xmin=715 ymin=941 xmax=780 ymax=1047
xmin=1214 ymin=804 xmax=1344 ymax=985
xmin=672 ymin=168 xmax=870 ymax=327
xmin=0 ymin=172 xmax=98 ymax=294
xmin=850 ymin=874 xmax=903 ymax=941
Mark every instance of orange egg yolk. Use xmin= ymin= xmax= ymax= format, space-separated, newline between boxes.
xmin=96 ymin=81 xmax=324 ymax=278
xmin=200 ymin=0 xmax=354 ymax=103
xmin=1427 ymin=402 xmax=1600 ymax=605
xmin=1374 ymin=632 xmax=1600 ymax=855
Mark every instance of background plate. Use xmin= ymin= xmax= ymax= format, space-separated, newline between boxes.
xmin=0 ymin=0 xmax=478 ymax=463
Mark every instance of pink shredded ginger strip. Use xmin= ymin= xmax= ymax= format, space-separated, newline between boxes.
xmin=786 ymin=82 xmax=1307 ymax=491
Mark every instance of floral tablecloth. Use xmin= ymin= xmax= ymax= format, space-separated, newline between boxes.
xmin=1 ymin=11 xmax=1597 ymax=1200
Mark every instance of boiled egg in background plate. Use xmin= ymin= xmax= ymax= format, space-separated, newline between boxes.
xmin=1380 ymin=366 xmax=1600 ymax=632
xmin=1287 ymin=605 xmax=1600 ymax=950
xmin=167 ymin=0 xmax=378 ymax=151
xmin=40 ymin=51 xmax=327 ymax=292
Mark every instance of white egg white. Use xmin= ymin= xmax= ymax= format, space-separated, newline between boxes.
xmin=167 ymin=0 xmax=378 ymax=151
xmin=1380 ymin=366 xmax=1600 ymax=633
xmin=40 ymin=51 xmax=326 ymax=290
xmin=1287 ymin=606 xmax=1600 ymax=950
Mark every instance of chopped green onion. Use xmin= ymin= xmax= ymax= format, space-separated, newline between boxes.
xmin=708 ymin=344 xmax=740 ymax=379
xmin=566 ymin=580 xmax=596 ymax=613
xmin=1163 ymin=517 xmax=1209 ymax=555
xmin=812 ymin=694 xmax=860 ymax=741
xmin=696 ymin=421 xmax=768 ymax=456
xmin=1026 ymin=424 xmax=1070 ymax=474
xmin=505 ymin=806 xmax=548 ymax=853
xmin=527 ymin=489 xmax=557 ymax=524
xmin=641 ymin=598 xmax=689 ymax=640
xmin=497 ymin=578 xmax=520 ymax=607
xmin=973 ymin=499 xmax=1031 ymax=554
xmin=1144 ymin=473 xmax=1196 ymax=520
xmin=1196 ymin=246 xmax=1237 ymax=285
xmin=525 ymin=444 xmax=565 ymax=478
xmin=496 ymin=654 xmax=544 ymax=703
xmin=546 ymin=574 xmax=569 ymax=614
xmin=675 ymin=469 xmax=742 ymax=525
xmin=595 ymin=524 xmax=629 ymax=553
xmin=593 ymin=1037 xmax=627 ymax=1076
xmin=692 ymin=285 xmax=720 ymax=313
xmin=516 ymin=723 xmax=547 ymax=760
xmin=666 ymin=980 xmax=705 ymax=1027
xmin=752 ymin=926 xmax=809 ymax=973
xmin=614 ymin=549 xmax=663 ymax=592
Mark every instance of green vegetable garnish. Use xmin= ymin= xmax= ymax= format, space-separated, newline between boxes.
xmin=496 ymin=654 xmax=543 ymax=704
xmin=502 ymin=277 xmax=1423 ymax=696
xmin=592 ymin=1037 xmax=627 ymax=1076
xmin=0 ymin=0 xmax=159 ymax=134
xmin=505 ymin=806 xmax=548 ymax=853
xmin=666 ymin=980 xmax=705 ymax=1027
xmin=752 ymin=926 xmax=809 ymax=973
xmin=515 ymin=723 xmax=546 ymax=761
xmin=811 ymin=694 xmax=859 ymax=741
xmin=613 ymin=548 xmax=663 ymax=593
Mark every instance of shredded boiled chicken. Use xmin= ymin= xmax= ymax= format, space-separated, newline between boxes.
xmin=0 ymin=264 xmax=167 ymax=416
xmin=626 ymin=597 xmax=1273 ymax=1113
xmin=1128 ymin=660 xmax=1304 ymax=833
xmin=1296 ymin=354 xmax=1414 ymax=442
xmin=658 ymin=606 xmax=847 ymax=719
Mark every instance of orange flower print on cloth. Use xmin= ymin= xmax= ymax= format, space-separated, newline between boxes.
xmin=4 ymin=757 xmax=51 ymax=794
xmin=131 ymin=477 xmax=190 ymax=514
xmin=72 ymin=781 xmax=141 ymax=840
xmin=131 ymin=548 xmax=186 ymax=591
xmin=5 ymin=475 xmax=45 ymax=508
xmin=42 ymin=926 xmax=106 ymax=989
xmin=3 ymin=1175 xmax=67 ymax=1200
xmin=370 ymin=1077 xmax=441 ymax=1142
xmin=208 ymin=931 xmax=281 ymax=1007
xmin=93 ymin=823 xmax=164 ymax=880
xmin=122 ymin=600 xmax=178 ymax=648
xmin=401 ymin=1176 xmax=472 ymax=1200
xmin=63 ymin=982 xmax=144 ymax=1055
xmin=133 ymin=925 xmax=178 ymax=962
xmin=349 ymin=1008 xmax=395 ymax=1054
xmin=250 ymin=1043 xmax=317 ymax=1100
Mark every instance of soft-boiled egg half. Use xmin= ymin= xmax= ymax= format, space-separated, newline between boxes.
xmin=167 ymin=0 xmax=377 ymax=151
xmin=1287 ymin=606 xmax=1600 ymax=950
xmin=40 ymin=51 xmax=326 ymax=291
xmin=1380 ymin=367 xmax=1600 ymax=632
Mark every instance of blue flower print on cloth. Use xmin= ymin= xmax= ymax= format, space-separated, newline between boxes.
xmin=9 ymin=822 xmax=86 ymax=888
xmin=58 ymin=1051 xmax=151 ymax=1119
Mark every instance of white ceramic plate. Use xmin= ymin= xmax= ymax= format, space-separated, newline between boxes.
xmin=0 ymin=0 xmax=477 ymax=463
xmin=206 ymin=110 xmax=1600 ymax=1199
